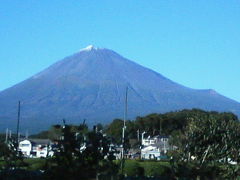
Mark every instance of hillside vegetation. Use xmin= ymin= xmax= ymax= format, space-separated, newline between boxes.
xmin=1 ymin=109 xmax=240 ymax=179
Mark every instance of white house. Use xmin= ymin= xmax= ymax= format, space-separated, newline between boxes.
xmin=18 ymin=139 xmax=53 ymax=158
xmin=142 ymin=135 xmax=169 ymax=148
xmin=141 ymin=135 xmax=170 ymax=160
xmin=141 ymin=145 xmax=161 ymax=160
xmin=19 ymin=139 xmax=32 ymax=156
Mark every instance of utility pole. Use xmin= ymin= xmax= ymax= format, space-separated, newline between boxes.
xmin=121 ymin=86 xmax=128 ymax=175
xmin=16 ymin=101 xmax=21 ymax=150
xmin=140 ymin=131 xmax=146 ymax=159
xmin=141 ymin=131 xmax=146 ymax=144
xmin=137 ymin=129 xmax=140 ymax=141
xmin=25 ymin=130 xmax=28 ymax=139
xmin=159 ymin=119 xmax=162 ymax=135
xmin=5 ymin=128 xmax=8 ymax=143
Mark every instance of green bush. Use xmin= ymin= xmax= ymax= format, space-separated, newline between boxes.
xmin=123 ymin=160 xmax=144 ymax=177
xmin=123 ymin=160 xmax=173 ymax=178
xmin=143 ymin=162 xmax=172 ymax=177
xmin=0 ymin=169 xmax=43 ymax=180
xmin=24 ymin=158 xmax=46 ymax=171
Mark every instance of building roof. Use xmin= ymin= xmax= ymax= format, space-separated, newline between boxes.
xmin=19 ymin=138 xmax=52 ymax=145
xmin=153 ymin=135 xmax=169 ymax=139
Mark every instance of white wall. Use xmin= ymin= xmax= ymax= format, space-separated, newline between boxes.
xmin=19 ymin=140 xmax=32 ymax=156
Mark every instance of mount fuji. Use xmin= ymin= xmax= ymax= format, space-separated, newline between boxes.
xmin=0 ymin=45 xmax=240 ymax=132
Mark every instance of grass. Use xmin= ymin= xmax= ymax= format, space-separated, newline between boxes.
xmin=119 ymin=159 xmax=171 ymax=177
xmin=24 ymin=158 xmax=46 ymax=170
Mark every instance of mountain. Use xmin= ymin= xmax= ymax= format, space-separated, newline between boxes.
xmin=0 ymin=45 xmax=240 ymax=132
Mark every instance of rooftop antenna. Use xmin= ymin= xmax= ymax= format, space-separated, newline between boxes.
xmin=121 ymin=86 xmax=128 ymax=174
xmin=62 ymin=119 xmax=66 ymax=128
xmin=82 ymin=119 xmax=86 ymax=125
xmin=25 ymin=130 xmax=28 ymax=139
xmin=137 ymin=129 xmax=140 ymax=141
xmin=16 ymin=101 xmax=21 ymax=148
xmin=159 ymin=119 xmax=162 ymax=135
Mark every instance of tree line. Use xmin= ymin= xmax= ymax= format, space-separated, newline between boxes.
xmin=1 ymin=108 xmax=240 ymax=179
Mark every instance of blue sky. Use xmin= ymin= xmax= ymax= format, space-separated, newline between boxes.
xmin=0 ymin=1 xmax=240 ymax=101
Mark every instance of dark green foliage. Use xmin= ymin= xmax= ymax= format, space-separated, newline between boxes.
xmin=143 ymin=161 xmax=172 ymax=178
xmin=0 ymin=169 xmax=43 ymax=180
xmin=96 ymin=123 xmax=104 ymax=131
xmin=0 ymin=142 xmax=9 ymax=158
xmin=24 ymin=158 xmax=46 ymax=171
xmin=121 ymin=160 xmax=173 ymax=179
xmin=123 ymin=160 xmax=142 ymax=177
xmin=44 ymin=123 xmax=118 ymax=180
xmin=0 ymin=137 xmax=32 ymax=180
xmin=170 ymin=111 xmax=240 ymax=179
xmin=29 ymin=123 xmax=90 ymax=140
xmin=103 ymin=109 xmax=240 ymax=179
xmin=106 ymin=119 xmax=124 ymax=144
xmin=29 ymin=124 xmax=64 ymax=140
xmin=0 ymin=138 xmax=27 ymax=170
xmin=1 ymin=109 xmax=240 ymax=179
xmin=0 ymin=134 xmax=6 ymax=143
xmin=106 ymin=109 xmax=238 ymax=148
xmin=181 ymin=115 xmax=240 ymax=164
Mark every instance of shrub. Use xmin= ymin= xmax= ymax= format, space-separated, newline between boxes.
xmin=143 ymin=162 xmax=172 ymax=177
xmin=123 ymin=160 xmax=144 ymax=177
xmin=24 ymin=158 xmax=46 ymax=171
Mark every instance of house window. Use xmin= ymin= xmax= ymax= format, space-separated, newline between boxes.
xmin=20 ymin=144 xmax=30 ymax=147
xmin=31 ymin=152 xmax=37 ymax=156
xmin=150 ymin=140 xmax=155 ymax=144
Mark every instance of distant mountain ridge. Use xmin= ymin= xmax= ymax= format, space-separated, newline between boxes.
xmin=0 ymin=45 xmax=240 ymax=132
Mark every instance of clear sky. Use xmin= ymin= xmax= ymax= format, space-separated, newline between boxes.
xmin=0 ymin=1 xmax=240 ymax=102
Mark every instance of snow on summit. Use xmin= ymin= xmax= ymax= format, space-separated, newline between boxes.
xmin=1 ymin=46 xmax=240 ymax=132
xmin=80 ymin=45 xmax=97 ymax=51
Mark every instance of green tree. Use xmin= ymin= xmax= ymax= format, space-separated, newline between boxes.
xmin=106 ymin=119 xmax=124 ymax=144
xmin=45 ymin=122 xmax=118 ymax=180
xmin=171 ymin=114 xmax=240 ymax=179
xmin=0 ymin=137 xmax=27 ymax=173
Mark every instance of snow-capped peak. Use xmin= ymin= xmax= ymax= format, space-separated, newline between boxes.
xmin=80 ymin=45 xmax=97 ymax=51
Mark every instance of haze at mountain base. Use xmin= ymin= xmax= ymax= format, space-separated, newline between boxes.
xmin=0 ymin=46 xmax=239 ymax=133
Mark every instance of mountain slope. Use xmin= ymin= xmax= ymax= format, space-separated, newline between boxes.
xmin=0 ymin=45 xmax=240 ymax=132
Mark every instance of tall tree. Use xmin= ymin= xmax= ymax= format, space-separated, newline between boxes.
xmin=45 ymin=123 xmax=118 ymax=180
xmin=171 ymin=114 xmax=240 ymax=179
